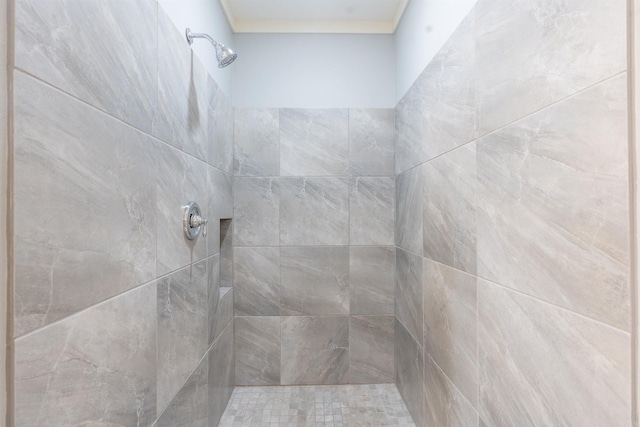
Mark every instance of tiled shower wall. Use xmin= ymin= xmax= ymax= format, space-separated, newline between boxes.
xmin=394 ymin=0 xmax=631 ymax=426
xmin=232 ymin=108 xmax=396 ymax=385
xmin=11 ymin=1 xmax=234 ymax=426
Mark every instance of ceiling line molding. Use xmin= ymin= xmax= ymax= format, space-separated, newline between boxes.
xmin=233 ymin=19 xmax=395 ymax=34
xmin=219 ymin=0 xmax=408 ymax=34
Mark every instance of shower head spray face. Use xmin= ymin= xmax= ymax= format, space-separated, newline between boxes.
xmin=215 ymin=44 xmax=238 ymax=68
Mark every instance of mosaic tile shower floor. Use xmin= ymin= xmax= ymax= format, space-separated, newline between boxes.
xmin=219 ymin=383 xmax=416 ymax=427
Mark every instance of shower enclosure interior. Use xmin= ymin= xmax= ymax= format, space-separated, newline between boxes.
xmin=3 ymin=0 xmax=639 ymax=426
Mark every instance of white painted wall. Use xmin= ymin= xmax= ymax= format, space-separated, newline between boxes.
xmin=158 ymin=0 xmax=235 ymax=98
xmin=233 ymin=33 xmax=395 ymax=108
xmin=394 ymin=0 xmax=476 ymax=103
xmin=159 ymin=0 xmax=477 ymax=108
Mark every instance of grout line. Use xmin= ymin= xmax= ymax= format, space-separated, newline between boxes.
xmin=425 ymin=351 xmax=478 ymax=417
xmin=414 ymin=252 xmax=633 ymax=337
xmin=12 ymin=68 xmax=232 ymax=176
xmin=396 ymin=70 xmax=629 ymax=178
xmin=14 ymin=254 xmax=220 ymax=341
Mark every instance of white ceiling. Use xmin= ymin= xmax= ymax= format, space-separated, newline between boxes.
xmin=219 ymin=0 xmax=409 ymax=34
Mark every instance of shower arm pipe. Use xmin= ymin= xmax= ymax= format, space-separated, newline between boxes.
xmin=186 ymin=29 xmax=219 ymax=48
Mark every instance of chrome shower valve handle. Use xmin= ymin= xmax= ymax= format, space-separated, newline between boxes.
xmin=183 ymin=201 xmax=208 ymax=240
xmin=190 ymin=214 xmax=208 ymax=238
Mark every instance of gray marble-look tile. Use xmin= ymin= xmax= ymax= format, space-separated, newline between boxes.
xmin=475 ymin=0 xmax=627 ymax=133
xmin=423 ymin=259 xmax=478 ymax=409
xmin=395 ymin=77 xmax=429 ymax=174
xmin=477 ymin=75 xmax=630 ymax=330
xmin=15 ymin=0 xmax=157 ymax=133
xmin=235 ymin=317 xmax=281 ymax=385
xmin=395 ymin=318 xmax=424 ymax=427
xmin=280 ymin=246 xmax=349 ymax=316
xmin=156 ymin=143 xmax=208 ymax=276
xmin=417 ymin=12 xmax=476 ymax=160
xmin=395 ymin=167 xmax=423 ymax=255
xmin=234 ymin=247 xmax=280 ymax=316
xmin=212 ymin=288 xmax=234 ymax=343
xmin=207 ymin=255 xmax=220 ymax=347
xmin=14 ymin=71 xmax=157 ymax=337
xmin=349 ymin=246 xmax=395 ymax=315
xmin=281 ymin=316 xmax=349 ymax=385
xmin=423 ymin=143 xmax=477 ymax=275
xmin=234 ymin=177 xmax=279 ymax=247
xmin=209 ymin=322 xmax=235 ymax=427
xmin=157 ymin=260 xmax=209 ymax=412
xmin=14 ymin=283 xmax=156 ymax=427
xmin=157 ymin=355 xmax=208 ymax=427
xmin=349 ymin=108 xmax=395 ymax=176
xmin=234 ymin=108 xmax=280 ymax=176
xmin=396 ymin=248 xmax=423 ymax=344
xmin=208 ymin=78 xmax=235 ymax=174
xmin=350 ymin=177 xmax=395 ymax=246
xmin=280 ymin=109 xmax=349 ymax=176
xmin=280 ymin=177 xmax=349 ymax=246
xmin=154 ymin=10 xmax=208 ymax=161
xmin=478 ymin=279 xmax=631 ymax=427
xmin=207 ymin=166 xmax=233 ymax=256
xmin=350 ymin=315 xmax=394 ymax=384
xmin=424 ymin=353 xmax=478 ymax=427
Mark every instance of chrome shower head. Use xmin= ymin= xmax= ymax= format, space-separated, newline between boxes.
xmin=185 ymin=28 xmax=237 ymax=68
xmin=214 ymin=44 xmax=237 ymax=68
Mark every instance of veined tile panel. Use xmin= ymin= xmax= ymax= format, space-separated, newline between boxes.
xmin=395 ymin=78 xmax=429 ymax=174
xmin=208 ymin=77 xmax=235 ymax=174
xmin=157 ymin=355 xmax=208 ymax=427
xmin=348 ymin=108 xmax=395 ymax=176
xmin=350 ymin=176 xmax=395 ymax=246
xmin=212 ymin=288 xmax=234 ymax=344
xmin=475 ymin=0 xmax=627 ymax=133
xmin=209 ymin=323 xmax=235 ymax=427
xmin=207 ymin=254 xmax=221 ymax=347
xmin=234 ymin=247 xmax=280 ymax=316
xmin=478 ymin=280 xmax=631 ymax=427
xmin=207 ymin=166 xmax=233 ymax=256
xmin=280 ymin=246 xmax=349 ymax=316
xmin=395 ymin=166 xmax=423 ymax=255
xmin=234 ymin=108 xmax=280 ymax=176
xmin=423 ymin=143 xmax=477 ymax=275
xmin=350 ymin=315 xmax=394 ymax=384
xmin=14 ymin=283 xmax=157 ymax=427
xmin=424 ymin=353 xmax=478 ymax=427
xmin=281 ymin=316 xmax=349 ymax=385
xmin=157 ymin=260 xmax=209 ymax=412
xmin=395 ymin=318 xmax=424 ymax=427
xmin=416 ymin=11 xmax=476 ymax=161
xmin=280 ymin=177 xmax=349 ymax=246
xmin=15 ymin=0 xmax=157 ymax=133
xmin=280 ymin=109 xmax=349 ymax=176
xmin=393 ymin=10 xmax=476 ymax=173
xmin=395 ymin=248 xmax=423 ymax=343
xmin=235 ymin=316 xmax=281 ymax=385
xmin=154 ymin=11 xmax=208 ymax=161
xmin=349 ymin=246 xmax=395 ymax=315
xmin=423 ymin=259 xmax=478 ymax=409
xmin=234 ymin=177 xmax=279 ymax=247
xmin=14 ymin=71 xmax=157 ymax=336
xmin=477 ymin=75 xmax=630 ymax=330
xmin=156 ymin=143 xmax=208 ymax=276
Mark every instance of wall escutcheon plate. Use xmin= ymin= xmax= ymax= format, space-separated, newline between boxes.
xmin=183 ymin=201 xmax=208 ymax=240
